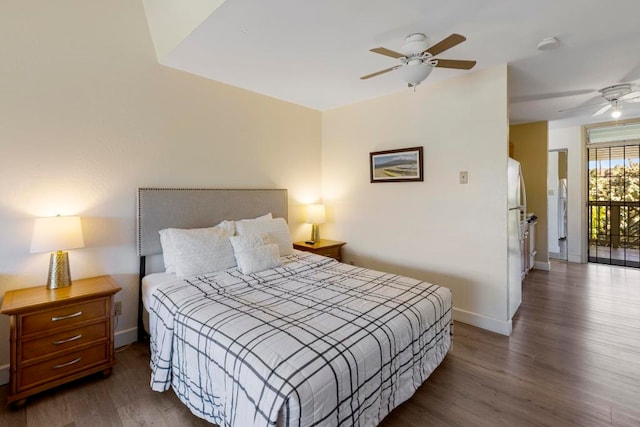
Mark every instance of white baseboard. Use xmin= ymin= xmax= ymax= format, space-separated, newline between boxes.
xmin=533 ymin=261 xmax=551 ymax=271
xmin=115 ymin=327 xmax=138 ymax=349
xmin=568 ymin=254 xmax=582 ymax=263
xmin=453 ymin=307 xmax=512 ymax=336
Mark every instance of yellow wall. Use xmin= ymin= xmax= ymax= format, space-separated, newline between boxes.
xmin=509 ymin=122 xmax=549 ymax=267
xmin=559 ymin=150 xmax=568 ymax=180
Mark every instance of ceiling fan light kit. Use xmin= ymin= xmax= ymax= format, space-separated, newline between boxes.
xmin=400 ymin=59 xmax=433 ymax=87
xmin=361 ymin=33 xmax=476 ymax=88
xmin=611 ymin=109 xmax=622 ymax=119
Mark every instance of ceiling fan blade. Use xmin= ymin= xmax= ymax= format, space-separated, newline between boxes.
xmin=370 ymin=47 xmax=405 ymax=59
xmin=620 ymin=90 xmax=640 ymax=101
xmin=360 ymin=65 xmax=400 ymax=80
xmin=558 ymin=101 xmax=606 ymax=113
xmin=511 ymin=89 xmax=596 ymax=104
xmin=434 ymin=59 xmax=476 ymax=70
xmin=425 ymin=33 xmax=466 ymax=56
xmin=593 ymin=104 xmax=612 ymax=116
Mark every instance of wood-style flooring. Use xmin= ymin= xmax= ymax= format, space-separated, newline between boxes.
xmin=1 ymin=260 xmax=639 ymax=426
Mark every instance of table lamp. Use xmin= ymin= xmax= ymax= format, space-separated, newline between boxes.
xmin=31 ymin=215 xmax=85 ymax=289
xmin=305 ymin=204 xmax=326 ymax=244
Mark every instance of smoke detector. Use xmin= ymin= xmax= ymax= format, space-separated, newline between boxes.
xmin=537 ymin=37 xmax=559 ymax=51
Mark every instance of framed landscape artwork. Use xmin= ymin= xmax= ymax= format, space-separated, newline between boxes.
xmin=370 ymin=146 xmax=424 ymax=183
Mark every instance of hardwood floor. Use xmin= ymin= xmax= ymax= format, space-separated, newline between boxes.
xmin=2 ymin=260 xmax=639 ymax=426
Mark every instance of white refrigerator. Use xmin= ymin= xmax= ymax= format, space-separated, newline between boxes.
xmin=508 ymin=158 xmax=526 ymax=319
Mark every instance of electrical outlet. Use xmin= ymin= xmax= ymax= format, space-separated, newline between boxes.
xmin=114 ymin=301 xmax=122 ymax=316
xmin=459 ymin=171 xmax=468 ymax=184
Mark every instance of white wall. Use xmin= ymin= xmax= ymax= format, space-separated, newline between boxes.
xmin=548 ymin=126 xmax=585 ymax=263
xmin=0 ymin=0 xmax=322 ymax=377
xmin=321 ymin=65 xmax=512 ymax=334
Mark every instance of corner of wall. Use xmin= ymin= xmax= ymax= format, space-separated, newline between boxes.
xmin=453 ymin=308 xmax=512 ymax=336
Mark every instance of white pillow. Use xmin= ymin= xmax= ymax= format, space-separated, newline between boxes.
xmin=169 ymin=224 xmax=236 ymax=279
xmin=230 ymin=234 xmax=282 ymax=274
xmin=159 ymin=228 xmax=179 ymax=273
xmin=229 ymin=233 xmax=270 ymax=253
xmin=159 ymin=221 xmax=234 ymax=273
xmin=234 ymin=212 xmax=272 ymax=227
xmin=235 ymin=217 xmax=293 ymax=256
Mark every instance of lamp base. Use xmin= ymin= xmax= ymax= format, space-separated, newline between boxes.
xmin=310 ymin=224 xmax=320 ymax=244
xmin=47 ymin=251 xmax=72 ymax=289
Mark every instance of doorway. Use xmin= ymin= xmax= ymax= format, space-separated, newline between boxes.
xmin=548 ymin=149 xmax=568 ymax=260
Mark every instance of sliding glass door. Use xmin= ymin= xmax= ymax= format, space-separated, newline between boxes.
xmin=587 ymin=143 xmax=639 ymax=267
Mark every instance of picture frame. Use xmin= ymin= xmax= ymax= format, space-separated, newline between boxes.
xmin=370 ymin=146 xmax=424 ymax=183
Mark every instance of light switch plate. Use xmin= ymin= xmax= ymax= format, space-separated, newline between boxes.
xmin=459 ymin=171 xmax=468 ymax=184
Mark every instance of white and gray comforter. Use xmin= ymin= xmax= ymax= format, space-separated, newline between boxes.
xmin=148 ymin=251 xmax=451 ymax=427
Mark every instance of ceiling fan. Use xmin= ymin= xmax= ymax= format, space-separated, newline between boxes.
xmin=360 ymin=33 xmax=476 ymax=88
xmin=560 ymin=84 xmax=640 ymax=118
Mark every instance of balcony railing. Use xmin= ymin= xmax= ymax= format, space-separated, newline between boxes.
xmin=588 ymin=200 xmax=640 ymax=267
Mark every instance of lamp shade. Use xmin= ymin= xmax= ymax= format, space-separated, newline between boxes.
xmin=305 ymin=204 xmax=326 ymax=225
xmin=31 ymin=215 xmax=85 ymax=253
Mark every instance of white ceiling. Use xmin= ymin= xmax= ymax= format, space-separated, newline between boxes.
xmin=155 ymin=0 xmax=640 ymax=125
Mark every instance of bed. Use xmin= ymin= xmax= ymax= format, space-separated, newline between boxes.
xmin=137 ymin=188 xmax=452 ymax=427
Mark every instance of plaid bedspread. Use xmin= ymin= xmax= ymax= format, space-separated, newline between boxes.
xmin=148 ymin=251 xmax=452 ymax=427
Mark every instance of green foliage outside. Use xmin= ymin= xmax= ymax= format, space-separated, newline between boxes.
xmin=588 ymin=158 xmax=639 ymax=248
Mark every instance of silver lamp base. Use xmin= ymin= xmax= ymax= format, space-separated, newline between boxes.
xmin=47 ymin=251 xmax=72 ymax=289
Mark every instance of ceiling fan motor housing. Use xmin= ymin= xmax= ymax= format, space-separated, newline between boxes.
xmin=401 ymin=33 xmax=430 ymax=57
xmin=600 ymin=84 xmax=632 ymax=101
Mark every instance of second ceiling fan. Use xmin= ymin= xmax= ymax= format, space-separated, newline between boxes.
xmin=559 ymin=84 xmax=640 ymax=118
xmin=361 ymin=33 xmax=476 ymax=88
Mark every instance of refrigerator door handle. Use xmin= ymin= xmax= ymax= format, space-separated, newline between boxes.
xmin=520 ymin=167 xmax=527 ymax=218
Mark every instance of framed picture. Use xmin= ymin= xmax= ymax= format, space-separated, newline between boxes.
xmin=370 ymin=146 xmax=424 ymax=183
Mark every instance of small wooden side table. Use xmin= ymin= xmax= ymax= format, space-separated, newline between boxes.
xmin=0 ymin=275 xmax=121 ymax=406
xmin=293 ymin=239 xmax=346 ymax=262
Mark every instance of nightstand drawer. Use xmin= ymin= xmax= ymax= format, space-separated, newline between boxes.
xmin=18 ymin=342 xmax=109 ymax=392
xmin=21 ymin=321 xmax=108 ymax=361
xmin=316 ymin=246 xmax=341 ymax=259
xmin=20 ymin=299 xmax=108 ymax=336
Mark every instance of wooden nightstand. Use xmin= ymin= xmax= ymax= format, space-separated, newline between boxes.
xmin=0 ymin=275 xmax=121 ymax=406
xmin=293 ymin=239 xmax=346 ymax=262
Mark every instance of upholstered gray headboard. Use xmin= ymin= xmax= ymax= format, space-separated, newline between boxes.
xmin=135 ymin=188 xmax=288 ymax=341
xmin=136 ymin=188 xmax=288 ymax=256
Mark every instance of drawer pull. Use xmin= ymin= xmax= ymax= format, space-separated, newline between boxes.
xmin=52 ymin=334 xmax=83 ymax=345
xmin=51 ymin=311 xmax=83 ymax=322
xmin=52 ymin=357 xmax=82 ymax=369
